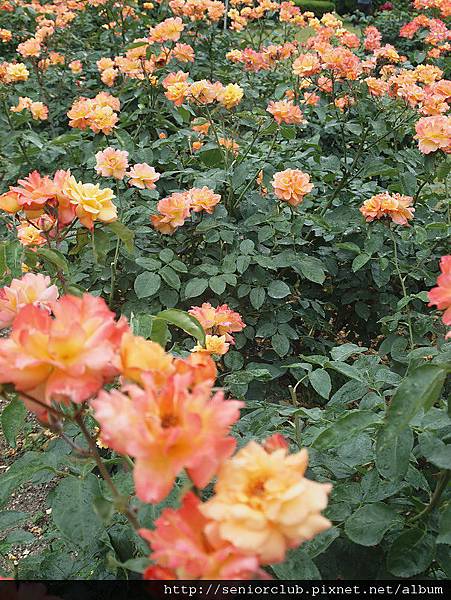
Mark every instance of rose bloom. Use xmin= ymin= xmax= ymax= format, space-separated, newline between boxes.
xmin=12 ymin=171 xmax=56 ymax=212
xmin=119 ymin=332 xmax=174 ymax=386
xmin=69 ymin=60 xmax=83 ymax=74
xmin=0 ymin=189 xmax=21 ymax=213
xmin=95 ymin=147 xmax=129 ymax=180
xmin=165 ymin=81 xmax=190 ymax=106
xmin=94 ymin=91 xmax=121 ymax=111
xmin=97 ymin=57 xmax=115 ymax=72
xmin=67 ymin=98 xmax=93 ymax=130
xmin=16 ymin=222 xmax=46 ymax=247
xmin=272 ymin=169 xmax=314 ymax=207
xmin=200 ymin=438 xmax=332 ymax=564
xmin=162 ymin=70 xmax=189 ymax=89
xmin=0 ymin=294 xmax=128 ymax=414
xmin=267 ymin=100 xmax=305 ymax=125
xmin=92 ymin=369 xmax=243 ymax=503
xmin=292 ymin=53 xmax=321 ymax=77
xmin=5 ymin=62 xmax=29 ymax=82
xmin=189 ymin=303 xmax=245 ymax=344
xmin=188 ymin=80 xmax=218 ymax=105
xmin=10 ymin=96 xmax=33 ymax=113
xmin=301 ymin=91 xmax=320 ymax=106
xmin=414 ymin=116 xmax=451 ymax=154
xmin=149 ymin=17 xmax=184 ymax=43
xmin=172 ymin=42 xmax=195 ymax=63
xmin=359 ymin=192 xmax=415 ymax=226
xmin=365 ymin=77 xmax=389 ymax=97
xmin=0 ymin=273 xmax=59 ymax=329
xmin=17 ymin=37 xmax=41 ymax=57
xmin=193 ymin=334 xmax=230 ymax=356
xmin=192 ymin=121 xmax=210 ymax=135
xmin=140 ymin=492 xmax=265 ymax=580
xmin=127 ymin=163 xmax=160 ymax=189
xmin=188 ymin=186 xmax=221 ymax=213
xmin=88 ymin=104 xmax=118 ymax=135
xmin=217 ymin=83 xmax=244 ymax=109
xmin=63 ymin=176 xmax=117 ymax=229
xmin=192 ymin=140 xmax=203 ymax=152
xmin=101 ymin=67 xmax=118 ymax=87
xmin=30 ymin=102 xmax=48 ymax=121
xmin=151 ymin=192 xmax=191 ymax=233
xmin=0 ymin=28 xmax=12 ymax=42
xmin=428 ymin=255 xmax=451 ymax=337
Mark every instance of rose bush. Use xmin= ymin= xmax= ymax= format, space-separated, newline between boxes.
xmin=0 ymin=0 xmax=450 ymax=581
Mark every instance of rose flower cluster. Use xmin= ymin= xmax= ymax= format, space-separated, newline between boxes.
xmin=189 ymin=302 xmax=246 ymax=355
xmin=0 ymin=275 xmax=332 ymax=580
xmin=0 ymin=169 xmax=118 ymax=242
xmin=151 ymin=186 xmax=221 ymax=234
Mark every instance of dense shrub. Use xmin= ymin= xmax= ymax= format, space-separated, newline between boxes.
xmin=293 ymin=0 xmax=337 ymax=16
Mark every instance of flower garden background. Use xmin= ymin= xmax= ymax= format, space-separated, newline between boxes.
xmin=0 ymin=0 xmax=450 ymax=582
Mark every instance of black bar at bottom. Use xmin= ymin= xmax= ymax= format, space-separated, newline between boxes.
xmin=0 ymin=580 xmax=450 ymax=600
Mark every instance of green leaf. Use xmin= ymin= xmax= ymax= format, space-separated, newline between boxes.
xmin=345 ymin=503 xmax=402 ymax=546
xmin=313 ymin=411 xmax=380 ymax=450
xmin=107 ymin=221 xmax=134 ymax=253
xmin=160 ymin=265 xmax=181 ymax=290
xmin=0 ymin=452 xmax=56 ymax=507
xmin=267 ymin=280 xmax=290 ymax=299
xmin=271 ymin=548 xmax=320 ymax=579
xmin=184 ymin=277 xmax=208 ymax=298
xmin=272 ymin=333 xmax=290 ymax=357
xmin=51 ymin=474 xmax=104 ymax=548
xmin=250 ymin=287 xmax=265 ymax=309
xmin=149 ymin=318 xmax=169 ymax=348
xmin=0 ymin=511 xmax=29 ymax=530
xmin=387 ymin=529 xmax=435 ymax=577
xmin=134 ymin=272 xmax=161 ymax=298
xmin=376 ymin=427 xmax=413 ymax=481
xmin=308 ymin=369 xmax=332 ymax=400
xmin=199 ymin=147 xmax=224 ymax=167
xmin=418 ymin=432 xmax=451 ymax=469
xmin=209 ymin=275 xmax=226 ymax=295
xmin=437 ymin=504 xmax=451 ymax=545
xmin=156 ymin=309 xmax=205 ymax=345
xmin=330 ymin=343 xmax=368 ymax=362
xmin=35 ymin=248 xmax=69 ymax=274
xmin=297 ymin=256 xmax=326 ymax=284
xmin=1 ymin=398 xmax=26 ymax=448
xmin=352 ymin=253 xmax=371 ymax=272
xmin=378 ymin=365 xmax=447 ymax=448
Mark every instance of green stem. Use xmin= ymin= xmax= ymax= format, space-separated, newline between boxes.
xmin=410 ymin=470 xmax=450 ymax=523
xmin=390 ymin=228 xmax=414 ymax=350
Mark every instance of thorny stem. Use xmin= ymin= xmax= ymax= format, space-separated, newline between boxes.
xmin=2 ymin=98 xmax=32 ymax=166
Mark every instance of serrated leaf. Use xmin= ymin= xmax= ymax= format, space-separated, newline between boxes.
xmin=107 ymin=221 xmax=134 ymax=253
xmin=267 ymin=280 xmax=290 ymax=299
